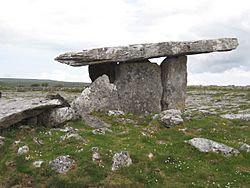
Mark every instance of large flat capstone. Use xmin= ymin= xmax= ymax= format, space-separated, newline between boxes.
xmin=55 ymin=38 xmax=238 ymax=66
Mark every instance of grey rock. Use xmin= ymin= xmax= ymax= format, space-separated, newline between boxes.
xmin=82 ymin=115 xmax=111 ymax=128
xmin=240 ymin=143 xmax=250 ymax=152
xmin=72 ymin=75 xmax=120 ymax=116
xmin=89 ymin=62 xmax=117 ymax=83
xmin=58 ymin=126 xmax=78 ymax=133
xmin=0 ymin=98 xmax=63 ymax=128
xmin=60 ymin=132 xmax=82 ymax=141
xmin=92 ymin=128 xmax=112 ymax=135
xmin=55 ymin=38 xmax=238 ymax=66
xmin=115 ymin=60 xmax=162 ymax=114
xmin=117 ymin=117 xmax=137 ymax=124
xmin=49 ymin=155 xmax=75 ymax=173
xmin=220 ymin=114 xmax=250 ymax=121
xmin=161 ymin=56 xmax=187 ymax=111
xmin=18 ymin=145 xmax=29 ymax=154
xmin=33 ymin=137 xmax=44 ymax=145
xmin=108 ymin=110 xmax=125 ymax=116
xmin=112 ymin=151 xmax=132 ymax=171
xmin=38 ymin=107 xmax=75 ymax=127
xmin=45 ymin=94 xmax=70 ymax=107
xmin=159 ymin=109 xmax=183 ymax=127
xmin=187 ymin=138 xmax=240 ymax=156
xmin=92 ymin=147 xmax=101 ymax=162
xmin=33 ymin=160 xmax=44 ymax=168
xmin=0 ymin=136 xmax=5 ymax=146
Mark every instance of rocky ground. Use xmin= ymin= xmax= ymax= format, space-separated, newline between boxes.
xmin=0 ymin=86 xmax=250 ymax=187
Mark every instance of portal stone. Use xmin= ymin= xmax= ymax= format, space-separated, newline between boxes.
xmin=89 ymin=62 xmax=117 ymax=83
xmin=115 ymin=60 xmax=162 ymax=114
xmin=72 ymin=75 xmax=120 ymax=116
xmin=161 ymin=56 xmax=187 ymax=111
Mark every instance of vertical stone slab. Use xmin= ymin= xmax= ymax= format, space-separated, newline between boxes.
xmin=161 ymin=56 xmax=187 ymax=111
xmin=89 ymin=62 xmax=117 ymax=83
xmin=115 ymin=60 xmax=162 ymax=114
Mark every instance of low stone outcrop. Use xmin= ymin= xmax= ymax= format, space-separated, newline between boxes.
xmin=187 ymin=138 xmax=239 ymax=156
xmin=111 ymin=151 xmax=132 ymax=171
xmin=82 ymin=115 xmax=111 ymax=128
xmin=159 ymin=109 xmax=183 ymax=127
xmin=38 ymin=107 xmax=75 ymax=127
xmin=240 ymin=143 xmax=250 ymax=152
xmin=221 ymin=113 xmax=250 ymax=121
xmin=49 ymin=155 xmax=75 ymax=173
xmin=18 ymin=145 xmax=29 ymax=154
xmin=0 ymin=98 xmax=63 ymax=128
xmin=0 ymin=136 xmax=5 ymax=146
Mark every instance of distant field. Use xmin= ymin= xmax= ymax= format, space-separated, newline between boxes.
xmin=0 ymin=78 xmax=89 ymax=88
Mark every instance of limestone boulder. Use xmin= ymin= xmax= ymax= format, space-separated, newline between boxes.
xmin=82 ymin=115 xmax=111 ymax=128
xmin=115 ymin=60 xmax=162 ymax=114
xmin=49 ymin=155 xmax=75 ymax=173
xmin=72 ymin=74 xmax=120 ymax=116
xmin=38 ymin=107 xmax=75 ymax=127
xmin=159 ymin=109 xmax=183 ymax=127
xmin=187 ymin=138 xmax=239 ymax=156
xmin=161 ymin=56 xmax=187 ymax=111
xmin=0 ymin=98 xmax=64 ymax=128
xmin=112 ymin=151 xmax=132 ymax=171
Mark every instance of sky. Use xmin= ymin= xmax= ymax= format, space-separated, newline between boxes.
xmin=0 ymin=0 xmax=250 ymax=85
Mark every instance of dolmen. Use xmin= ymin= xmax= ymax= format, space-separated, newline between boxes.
xmin=55 ymin=38 xmax=238 ymax=115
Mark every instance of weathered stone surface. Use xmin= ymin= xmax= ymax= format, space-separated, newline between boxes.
xmin=240 ymin=143 xmax=250 ymax=152
xmin=0 ymin=136 xmax=5 ymax=146
xmin=45 ymin=94 xmax=70 ymax=107
xmin=92 ymin=147 xmax=101 ymax=162
xmin=92 ymin=127 xmax=112 ymax=135
xmin=108 ymin=110 xmax=125 ymax=116
xmin=60 ymin=132 xmax=82 ymax=141
xmin=89 ymin=62 xmax=117 ymax=83
xmin=161 ymin=56 xmax=187 ymax=111
xmin=18 ymin=145 xmax=29 ymax=154
xmin=55 ymin=38 xmax=238 ymax=66
xmin=33 ymin=160 xmax=44 ymax=168
xmin=220 ymin=113 xmax=250 ymax=121
xmin=82 ymin=115 xmax=111 ymax=128
xmin=0 ymin=98 xmax=63 ymax=128
xmin=112 ymin=151 xmax=132 ymax=171
xmin=72 ymin=75 xmax=120 ymax=116
xmin=115 ymin=60 xmax=162 ymax=114
xmin=38 ymin=107 xmax=75 ymax=127
xmin=187 ymin=138 xmax=240 ymax=156
xmin=159 ymin=109 xmax=183 ymax=127
xmin=49 ymin=155 xmax=75 ymax=173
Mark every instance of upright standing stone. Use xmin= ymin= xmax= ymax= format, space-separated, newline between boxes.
xmin=115 ymin=60 xmax=162 ymax=114
xmin=72 ymin=75 xmax=120 ymax=116
xmin=89 ymin=62 xmax=117 ymax=83
xmin=161 ymin=56 xmax=187 ymax=111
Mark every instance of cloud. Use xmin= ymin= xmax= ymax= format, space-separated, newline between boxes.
xmin=188 ymin=67 xmax=250 ymax=86
xmin=0 ymin=0 xmax=249 ymax=85
xmin=40 ymin=69 xmax=91 ymax=82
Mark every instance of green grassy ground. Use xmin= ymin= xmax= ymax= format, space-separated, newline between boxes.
xmin=0 ymin=112 xmax=250 ymax=187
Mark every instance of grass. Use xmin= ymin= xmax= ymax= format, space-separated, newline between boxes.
xmin=0 ymin=112 xmax=250 ymax=187
xmin=0 ymin=86 xmax=250 ymax=187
